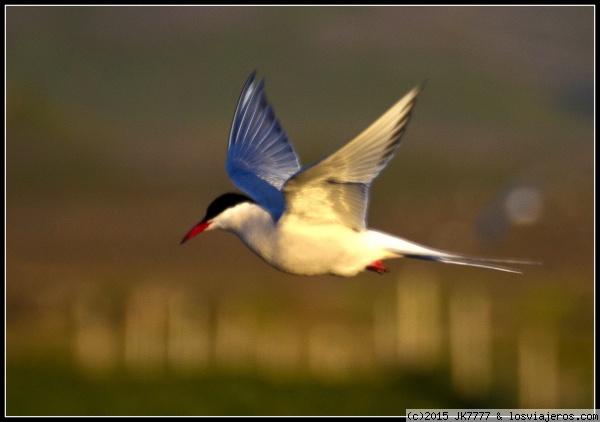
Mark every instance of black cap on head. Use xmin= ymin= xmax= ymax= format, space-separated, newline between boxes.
xmin=203 ymin=192 xmax=255 ymax=222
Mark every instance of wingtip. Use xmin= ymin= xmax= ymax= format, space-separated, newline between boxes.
xmin=243 ymin=70 xmax=259 ymax=91
xmin=411 ymin=80 xmax=427 ymax=96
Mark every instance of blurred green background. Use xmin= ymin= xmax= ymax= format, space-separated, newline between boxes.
xmin=6 ymin=6 xmax=594 ymax=416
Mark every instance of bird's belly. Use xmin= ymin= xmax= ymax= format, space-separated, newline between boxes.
xmin=268 ymin=225 xmax=375 ymax=276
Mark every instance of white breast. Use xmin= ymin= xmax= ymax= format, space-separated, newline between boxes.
xmin=218 ymin=203 xmax=393 ymax=276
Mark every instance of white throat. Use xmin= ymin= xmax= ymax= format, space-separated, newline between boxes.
xmin=212 ymin=202 xmax=279 ymax=262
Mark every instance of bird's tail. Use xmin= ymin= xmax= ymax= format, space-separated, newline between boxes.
xmin=368 ymin=230 xmax=539 ymax=274
xmin=401 ymin=254 xmax=537 ymax=274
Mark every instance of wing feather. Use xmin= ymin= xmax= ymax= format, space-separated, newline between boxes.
xmin=226 ymin=73 xmax=301 ymax=221
xmin=283 ymin=84 xmax=423 ymax=229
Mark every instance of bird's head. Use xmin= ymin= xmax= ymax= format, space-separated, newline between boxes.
xmin=180 ymin=192 xmax=255 ymax=244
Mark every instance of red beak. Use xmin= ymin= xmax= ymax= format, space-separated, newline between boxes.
xmin=180 ymin=221 xmax=211 ymax=245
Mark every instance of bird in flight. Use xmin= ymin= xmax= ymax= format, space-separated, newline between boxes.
xmin=181 ymin=72 xmax=531 ymax=276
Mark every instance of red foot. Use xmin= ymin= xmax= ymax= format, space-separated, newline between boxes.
xmin=366 ymin=260 xmax=389 ymax=274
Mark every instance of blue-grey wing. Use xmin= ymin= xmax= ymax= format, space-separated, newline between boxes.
xmin=226 ymin=72 xmax=301 ymax=221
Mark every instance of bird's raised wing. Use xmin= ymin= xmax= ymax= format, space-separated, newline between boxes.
xmin=226 ymin=72 xmax=301 ymax=221
xmin=283 ymin=84 xmax=422 ymax=230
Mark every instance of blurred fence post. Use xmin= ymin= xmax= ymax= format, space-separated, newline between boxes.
xmin=448 ymin=286 xmax=492 ymax=398
xmin=124 ymin=284 xmax=169 ymax=373
xmin=373 ymin=298 xmax=397 ymax=367
xmin=214 ymin=301 xmax=258 ymax=369
xmin=518 ymin=325 xmax=559 ymax=408
xmin=396 ymin=269 xmax=443 ymax=371
xmin=254 ymin=318 xmax=304 ymax=377
xmin=167 ymin=290 xmax=211 ymax=371
xmin=72 ymin=286 xmax=120 ymax=373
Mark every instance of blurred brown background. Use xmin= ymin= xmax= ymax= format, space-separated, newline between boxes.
xmin=6 ymin=5 xmax=594 ymax=416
